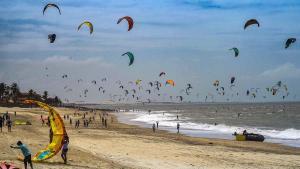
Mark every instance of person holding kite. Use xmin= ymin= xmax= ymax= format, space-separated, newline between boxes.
xmin=10 ymin=141 xmax=34 ymax=169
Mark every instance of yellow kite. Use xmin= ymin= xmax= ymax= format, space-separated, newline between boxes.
xmin=23 ymin=100 xmax=68 ymax=162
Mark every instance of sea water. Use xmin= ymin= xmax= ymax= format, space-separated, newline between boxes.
xmin=87 ymin=102 xmax=300 ymax=147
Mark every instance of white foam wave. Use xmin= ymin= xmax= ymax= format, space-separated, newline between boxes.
xmin=129 ymin=111 xmax=300 ymax=140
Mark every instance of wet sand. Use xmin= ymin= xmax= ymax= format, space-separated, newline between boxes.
xmin=0 ymin=106 xmax=299 ymax=169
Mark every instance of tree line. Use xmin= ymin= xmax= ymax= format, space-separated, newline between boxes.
xmin=0 ymin=82 xmax=62 ymax=106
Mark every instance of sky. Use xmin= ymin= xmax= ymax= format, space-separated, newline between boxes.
xmin=0 ymin=0 xmax=300 ymax=103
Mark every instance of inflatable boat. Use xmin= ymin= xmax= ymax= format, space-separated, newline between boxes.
xmin=235 ymin=133 xmax=265 ymax=142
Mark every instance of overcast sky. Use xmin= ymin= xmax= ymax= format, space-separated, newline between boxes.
xmin=0 ymin=0 xmax=300 ymax=103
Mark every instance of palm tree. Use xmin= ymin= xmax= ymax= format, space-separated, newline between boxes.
xmin=4 ymin=85 xmax=10 ymax=103
xmin=28 ymin=89 xmax=34 ymax=99
xmin=54 ymin=96 xmax=61 ymax=106
xmin=10 ymin=82 xmax=20 ymax=103
xmin=42 ymin=91 xmax=48 ymax=102
xmin=0 ymin=83 xmax=6 ymax=100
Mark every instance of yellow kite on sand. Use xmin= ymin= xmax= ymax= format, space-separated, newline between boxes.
xmin=21 ymin=100 xmax=68 ymax=162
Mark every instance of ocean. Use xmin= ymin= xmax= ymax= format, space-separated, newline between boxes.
xmin=85 ymin=102 xmax=300 ymax=147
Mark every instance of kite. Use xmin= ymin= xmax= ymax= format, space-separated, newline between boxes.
xmin=285 ymin=38 xmax=296 ymax=49
xmin=43 ymin=3 xmax=61 ymax=15
xmin=0 ymin=162 xmax=19 ymax=169
xmin=244 ymin=19 xmax=259 ymax=29
xmin=23 ymin=100 xmax=67 ymax=162
xmin=136 ymin=79 xmax=142 ymax=85
xmin=187 ymin=84 xmax=192 ymax=90
xmin=230 ymin=77 xmax=235 ymax=84
xmin=213 ymin=80 xmax=220 ymax=87
xmin=166 ymin=80 xmax=175 ymax=86
xmin=48 ymin=34 xmax=56 ymax=43
xmin=229 ymin=47 xmax=239 ymax=57
xmin=159 ymin=72 xmax=166 ymax=77
xmin=78 ymin=21 xmax=93 ymax=34
xmin=177 ymin=96 xmax=183 ymax=102
xmin=117 ymin=16 xmax=134 ymax=31
xmin=122 ymin=52 xmax=134 ymax=66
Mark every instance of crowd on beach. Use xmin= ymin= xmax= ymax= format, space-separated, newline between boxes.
xmin=1 ymin=108 xmax=113 ymax=169
xmin=0 ymin=111 xmax=14 ymax=133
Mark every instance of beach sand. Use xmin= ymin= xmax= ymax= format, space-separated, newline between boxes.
xmin=0 ymin=106 xmax=299 ymax=169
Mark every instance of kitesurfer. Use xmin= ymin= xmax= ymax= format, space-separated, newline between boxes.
xmin=61 ymin=136 xmax=69 ymax=164
xmin=177 ymin=123 xmax=180 ymax=134
xmin=152 ymin=123 xmax=156 ymax=133
xmin=11 ymin=141 xmax=34 ymax=169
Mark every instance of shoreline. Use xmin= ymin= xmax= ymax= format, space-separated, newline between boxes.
xmin=114 ymin=110 xmax=300 ymax=148
xmin=0 ymin=106 xmax=299 ymax=169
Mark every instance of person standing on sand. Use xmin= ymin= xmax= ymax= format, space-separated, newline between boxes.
xmin=70 ymin=118 xmax=72 ymax=125
xmin=49 ymin=128 xmax=53 ymax=143
xmin=0 ymin=116 xmax=3 ymax=132
xmin=156 ymin=121 xmax=159 ymax=128
xmin=177 ymin=123 xmax=180 ymax=134
xmin=104 ymin=118 xmax=107 ymax=128
xmin=61 ymin=135 xmax=69 ymax=164
xmin=10 ymin=141 xmax=34 ymax=169
xmin=7 ymin=119 xmax=12 ymax=132
xmin=152 ymin=123 xmax=156 ymax=133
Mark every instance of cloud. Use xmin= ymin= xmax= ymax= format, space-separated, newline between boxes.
xmin=260 ymin=63 xmax=300 ymax=79
xmin=181 ymin=0 xmax=300 ymax=10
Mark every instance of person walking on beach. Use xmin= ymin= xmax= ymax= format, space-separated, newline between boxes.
xmin=152 ymin=123 xmax=156 ymax=133
xmin=104 ymin=118 xmax=107 ymax=128
xmin=10 ymin=141 xmax=34 ymax=169
xmin=7 ymin=119 xmax=12 ymax=132
xmin=177 ymin=123 xmax=180 ymax=134
xmin=0 ymin=116 xmax=3 ymax=132
xmin=49 ymin=128 xmax=53 ymax=143
xmin=156 ymin=121 xmax=159 ymax=128
xmin=61 ymin=135 xmax=69 ymax=164
xmin=69 ymin=118 xmax=72 ymax=125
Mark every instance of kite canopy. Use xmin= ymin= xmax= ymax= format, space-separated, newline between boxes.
xmin=43 ymin=3 xmax=61 ymax=15
xmin=213 ymin=80 xmax=220 ymax=87
xmin=159 ymin=72 xmax=166 ymax=77
xmin=230 ymin=77 xmax=235 ymax=84
xmin=48 ymin=34 xmax=56 ymax=43
xmin=136 ymin=79 xmax=142 ymax=85
xmin=285 ymin=38 xmax=296 ymax=49
xmin=244 ymin=19 xmax=259 ymax=29
xmin=122 ymin=52 xmax=134 ymax=66
xmin=78 ymin=21 xmax=94 ymax=34
xmin=23 ymin=100 xmax=67 ymax=162
xmin=117 ymin=16 xmax=134 ymax=31
xmin=229 ymin=47 xmax=239 ymax=57
xmin=166 ymin=80 xmax=175 ymax=86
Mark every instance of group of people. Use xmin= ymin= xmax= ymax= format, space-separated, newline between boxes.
xmin=152 ymin=121 xmax=180 ymax=134
xmin=0 ymin=111 xmax=13 ymax=132
xmin=70 ymin=110 xmax=112 ymax=129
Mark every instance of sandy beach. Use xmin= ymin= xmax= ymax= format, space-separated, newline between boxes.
xmin=0 ymin=106 xmax=299 ymax=169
